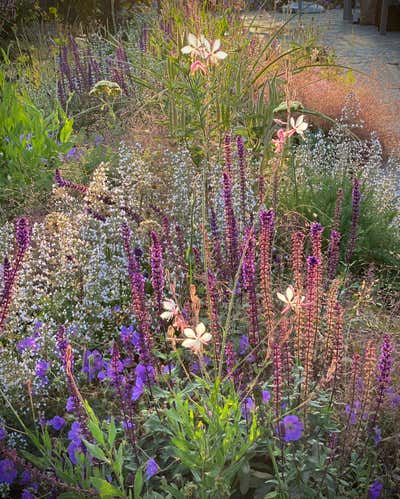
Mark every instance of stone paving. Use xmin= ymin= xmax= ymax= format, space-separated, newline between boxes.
xmin=244 ymin=8 xmax=400 ymax=94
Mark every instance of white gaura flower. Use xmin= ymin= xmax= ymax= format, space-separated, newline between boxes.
xmin=181 ymin=34 xmax=227 ymax=65
xmin=277 ymin=286 xmax=305 ymax=314
xmin=182 ymin=322 xmax=212 ymax=354
xmin=207 ymin=39 xmax=228 ymax=64
xmin=289 ymin=115 xmax=308 ymax=137
xmin=160 ymin=299 xmax=179 ymax=321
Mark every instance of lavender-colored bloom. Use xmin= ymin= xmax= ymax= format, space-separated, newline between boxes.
xmin=120 ymin=325 xmax=135 ymax=344
xmin=239 ymin=335 xmax=250 ymax=355
xmin=21 ymin=490 xmax=35 ymax=499
xmin=135 ymin=364 xmax=155 ymax=384
xmin=17 ymin=336 xmax=38 ymax=353
xmin=66 ymin=396 xmax=75 ymax=412
xmin=0 ymin=459 xmax=17 ymax=484
xmin=68 ymin=421 xmax=82 ymax=444
xmin=277 ymin=415 xmax=304 ymax=442
xmin=0 ymin=427 xmax=6 ymax=440
xmin=346 ymin=178 xmax=361 ymax=262
xmin=20 ymin=470 xmax=32 ymax=486
xmin=241 ymin=397 xmax=255 ymax=419
xmin=145 ymin=458 xmax=159 ymax=479
xmin=224 ymin=134 xmax=233 ymax=176
xmin=373 ymin=426 xmax=382 ymax=446
xmin=82 ymin=350 xmax=103 ymax=381
xmin=131 ymin=377 xmax=144 ymax=401
xmin=262 ymin=390 xmax=271 ymax=403
xmin=368 ymin=480 xmax=383 ymax=499
xmin=49 ymin=416 xmax=65 ymax=431
xmin=374 ymin=334 xmax=394 ymax=422
xmin=35 ymin=360 xmax=50 ymax=378
xmin=68 ymin=441 xmax=82 ymax=465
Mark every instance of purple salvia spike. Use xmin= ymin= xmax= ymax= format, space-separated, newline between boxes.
xmin=258 ymin=174 xmax=265 ymax=204
xmin=69 ymin=33 xmax=87 ymax=92
xmin=209 ymin=207 xmax=223 ymax=273
xmin=236 ymin=135 xmax=247 ymax=227
xmin=225 ymin=340 xmax=239 ymax=387
xmin=60 ymin=46 xmax=75 ymax=92
xmin=242 ymin=228 xmax=259 ymax=348
xmin=16 ymin=217 xmax=30 ymax=252
xmin=333 ymin=188 xmax=343 ymax=232
xmin=56 ymin=325 xmax=68 ymax=364
xmin=54 ymin=169 xmax=88 ymax=194
xmin=346 ymin=179 xmax=361 ymax=263
xmin=222 ymin=171 xmax=239 ymax=278
xmin=327 ymin=229 xmax=341 ymax=281
xmin=57 ymin=77 xmax=67 ymax=109
xmin=139 ymin=23 xmax=149 ymax=52
xmin=372 ymin=334 xmax=394 ymax=426
xmin=224 ymin=134 xmax=233 ymax=177
xmin=207 ymin=270 xmax=221 ymax=363
xmin=150 ymin=231 xmax=164 ymax=313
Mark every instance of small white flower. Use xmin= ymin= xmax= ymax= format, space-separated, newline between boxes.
xmin=289 ymin=115 xmax=308 ymax=137
xmin=181 ymin=34 xmax=227 ymax=65
xmin=160 ymin=299 xmax=178 ymax=321
xmin=182 ymin=322 xmax=212 ymax=354
xmin=277 ymin=286 xmax=305 ymax=314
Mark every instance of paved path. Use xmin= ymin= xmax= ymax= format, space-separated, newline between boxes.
xmin=244 ymin=8 xmax=400 ymax=93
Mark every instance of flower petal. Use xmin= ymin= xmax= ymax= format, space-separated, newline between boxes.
xmin=201 ymin=333 xmax=212 ymax=344
xmin=182 ymin=339 xmax=196 ymax=349
xmin=277 ymin=292 xmax=288 ymax=303
xmin=212 ymin=39 xmax=221 ymax=52
xmin=184 ymin=328 xmax=196 ymax=339
xmin=188 ymin=33 xmax=199 ymax=47
xmin=286 ymin=286 xmax=294 ymax=302
xmin=196 ymin=322 xmax=206 ymax=335
xmin=181 ymin=45 xmax=193 ymax=54
xmin=215 ymin=50 xmax=228 ymax=60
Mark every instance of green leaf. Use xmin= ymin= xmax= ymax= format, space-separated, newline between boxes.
xmin=91 ymin=478 xmax=124 ymax=498
xmin=60 ymin=117 xmax=73 ymax=143
xmin=108 ymin=417 xmax=117 ymax=448
xmin=83 ymin=440 xmax=108 ymax=462
xmin=134 ymin=468 xmax=143 ymax=499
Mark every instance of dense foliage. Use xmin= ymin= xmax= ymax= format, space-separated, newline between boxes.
xmin=0 ymin=1 xmax=399 ymax=498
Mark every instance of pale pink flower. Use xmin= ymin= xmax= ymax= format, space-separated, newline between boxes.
xmin=182 ymin=322 xmax=212 ymax=354
xmin=277 ymin=286 xmax=305 ymax=314
xmin=181 ymin=34 xmax=227 ymax=66
xmin=190 ymin=60 xmax=207 ymax=75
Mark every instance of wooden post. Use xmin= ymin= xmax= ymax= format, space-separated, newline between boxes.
xmin=343 ymin=0 xmax=353 ymax=20
xmin=379 ymin=0 xmax=389 ymax=34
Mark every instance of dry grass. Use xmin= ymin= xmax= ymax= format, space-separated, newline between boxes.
xmin=292 ymin=65 xmax=400 ymax=156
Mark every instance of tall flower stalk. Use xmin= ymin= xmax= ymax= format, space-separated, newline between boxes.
xmin=259 ymin=210 xmax=275 ymax=351
xmin=242 ymin=228 xmax=259 ymax=348
xmin=150 ymin=231 xmax=164 ymax=313
xmin=346 ymin=178 xmax=361 ymax=263
xmin=222 ymin=171 xmax=239 ymax=278
xmin=0 ymin=218 xmax=30 ymax=333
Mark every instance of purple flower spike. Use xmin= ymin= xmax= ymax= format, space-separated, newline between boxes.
xmin=327 ymin=229 xmax=341 ymax=280
xmin=241 ymin=397 xmax=255 ymax=419
xmin=368 ymin=480 xmax=383 ymax=499
xmin=222 ymin=171 xmax=239 ymax=278
xmin=145 ymin=458 xmax=159 ymax=479
xmin=150 ymin=231 xmax=164 ymax=313
xmin=346 ymin=178 xmax=361 ymax=262
xmin=277 ymin=415 xmax=304 ymax=442
xmin=16 ymin=217 xmax=30 ymax=252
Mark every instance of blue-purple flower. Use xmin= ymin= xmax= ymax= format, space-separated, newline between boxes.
xmin=262 ymin=390 xmax=271 ymax=403
xmin=277 ymin=415 xmax=304 ymax=442
xmin=241 ymin=397 xmax=255 ymax=419
xmin=0 ymin=459 xmax=17 ymax=484
xmin=0 ymin=427 xmax=6 ymax=440
xmin=49 ymin=416 xmax=65 ymax=431
xmin=145 ymin=458 xmax=159 ymax=479
xmin=368 ymin=480 xmax=383 ymax=499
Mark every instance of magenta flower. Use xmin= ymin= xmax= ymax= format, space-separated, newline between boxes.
xmin=277 ymin=415 xmax=304 ymax=442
